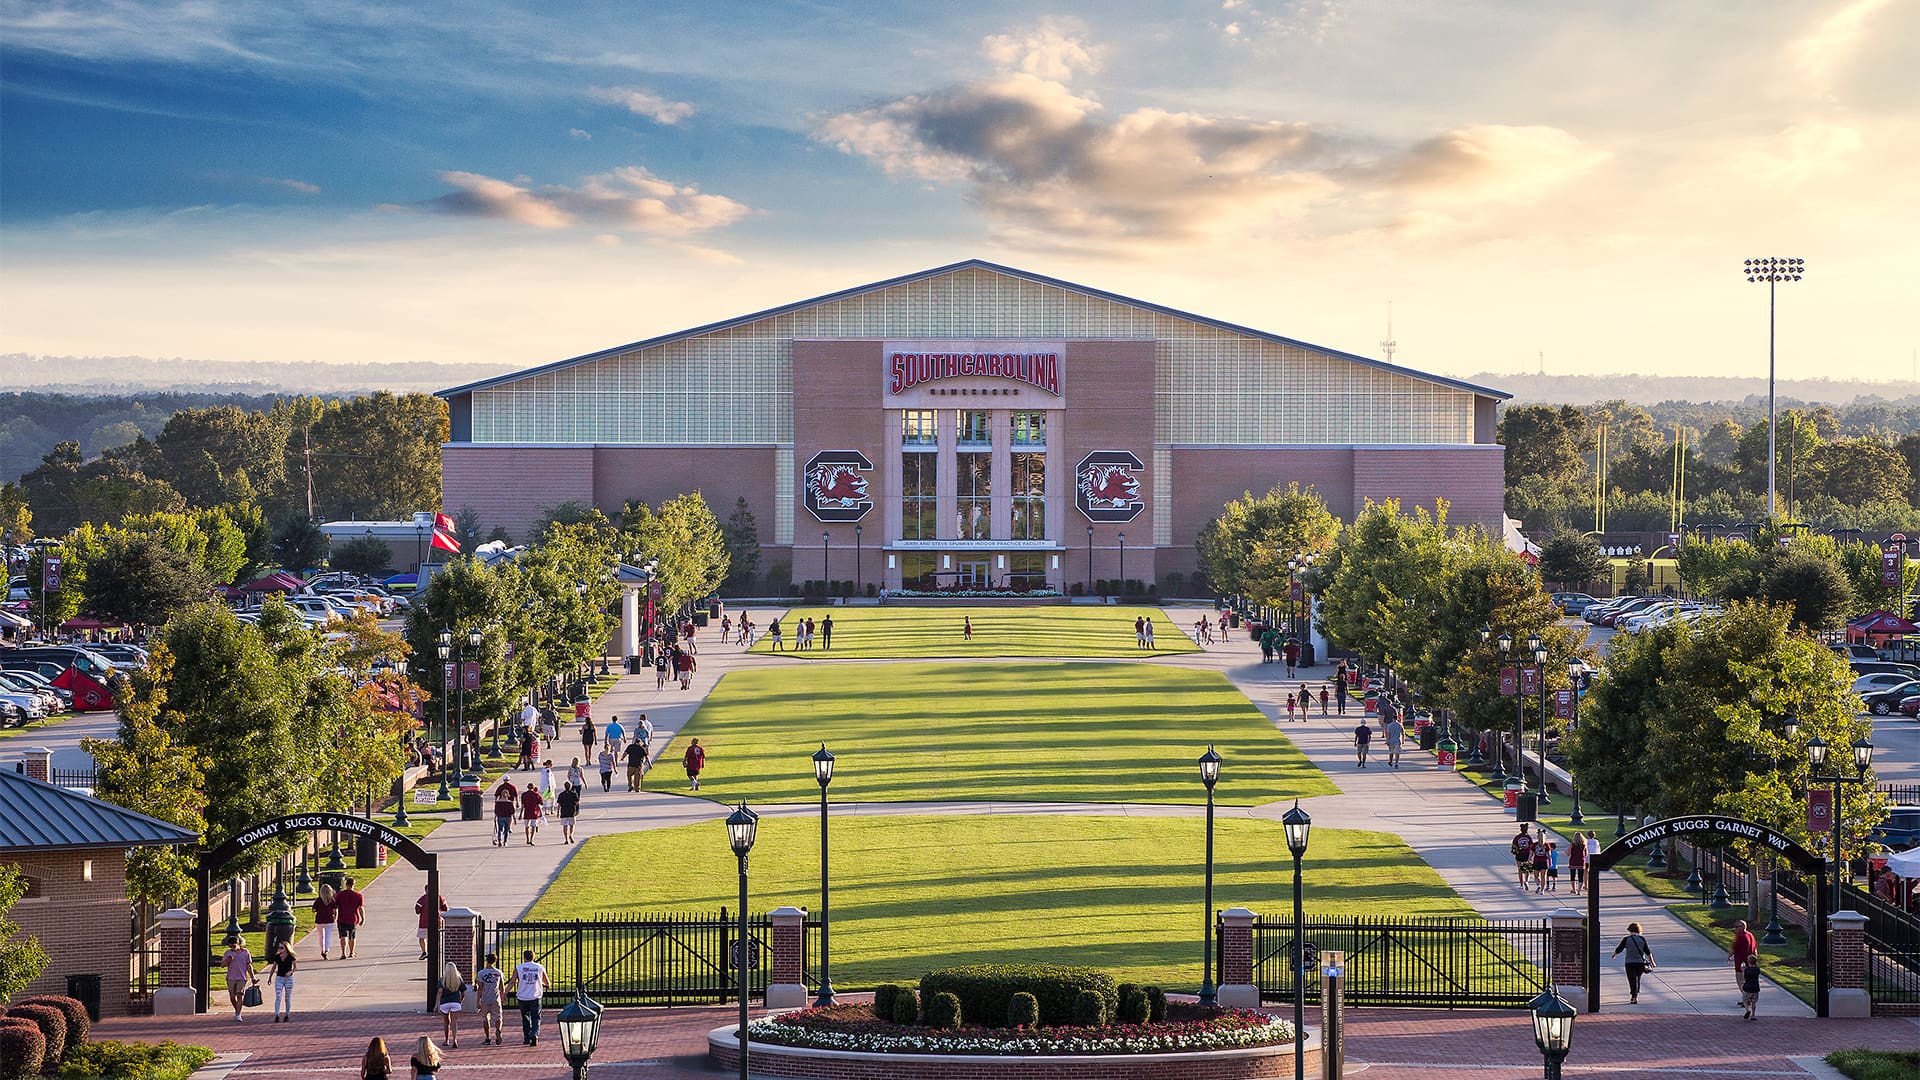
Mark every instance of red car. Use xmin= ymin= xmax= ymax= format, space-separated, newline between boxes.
xmin=1898 ymin=693 xmax=1920 ymax=717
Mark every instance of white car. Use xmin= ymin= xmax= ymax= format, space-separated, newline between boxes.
xmin=1619 ymin=603 xmax=1692 ymax=633
xmin=1854 ymin=672 xmax=1917 ymax=695
xmin=0 ymin=672 xmax=59 ymax=714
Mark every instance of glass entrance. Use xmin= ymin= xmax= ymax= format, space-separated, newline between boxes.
xmin=957 ymin=559 xmax=990 ymax=588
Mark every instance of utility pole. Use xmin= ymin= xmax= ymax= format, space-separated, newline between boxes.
xmin=303 ymin=429 xmax=315 ymax=520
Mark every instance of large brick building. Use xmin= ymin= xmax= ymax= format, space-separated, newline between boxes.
xmin=438 ymin=261 xmax=1507 ymax=592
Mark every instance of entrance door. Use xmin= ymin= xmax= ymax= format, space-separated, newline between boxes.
xmin=958 ymin=559 xmax=989 ymax=588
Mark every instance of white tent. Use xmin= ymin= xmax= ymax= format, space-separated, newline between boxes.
xmin=1885 ymin=846 xmax=1920 ymax=880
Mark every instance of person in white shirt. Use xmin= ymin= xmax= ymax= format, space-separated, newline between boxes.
xmin=512 ymin=950 xmax=549 ymax=1046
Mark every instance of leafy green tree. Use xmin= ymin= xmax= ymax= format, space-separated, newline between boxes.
xmin=406 ymin=557 xmax=527 ymax=741
xmin=1807 ymin=438 xmax=1912 ymax=506
xmin=535 ymin=500 xmax=597 ymax=532
xmin=154 ymin=404 xmax=290 ymax=508
xmin=331 ymin=537 xmax=393 ymax=579
xmin=1194 ymin=483 xmax=1341 ymax=605
xmin=513 ymin=515 xmax=621 ymax=692
xmin=0 ymin=864 xmax=50 ymax=1002
xmin=0 ymin=481 xmax=30 ymax=544
xmin=722 ymin=497 xmax=762 ymax=594
xmin=1537 ymin=533 xmax=1610 ymax=591
xmin=1837 ymin=539 xmax=1919 ymax=617
xmin=622 ymin=493 xmax=728 ymax=613
xmin=1498 ymin=405 xmax=1589 ymax=489
xmin=306 ymin=392 xmax=448 ymax=519
xmin=24 ymin=524 xmax=106 ymax=627
xmin=454 ymin=507 xmax=484 ymax=552
xmin=1564 ymin=623 xmax=1673 ymax=817
xmin=1761 ymin=548 xmax=1852 ymax=631
xmin=272 ymin=514 xmax=327 ymax=572
xmin=81 ymin=532 xmax=212 ymax=628
xmin=84 ymin=649 xmax=208 ymax=906
xmin=120 ymin=508 xmax=249 ymax=586
xmin=1315 ymin=499 xmax=1451 ymax=667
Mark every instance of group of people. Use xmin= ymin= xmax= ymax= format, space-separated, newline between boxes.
xmin=219 ymin=874 xmax=373 ymax=1022
xmin=1511 ymin=824 xmax=1603 ymax=895
xmin=351 ymin=948 xmax=553 ymax=1077
xmin=1259 ymin=628 xmax=1303 ymax=674
xmin=1132 ymin=615 xmax=1157 ymax=648
xmin=491 ymin=771 xmax=581 ymax=846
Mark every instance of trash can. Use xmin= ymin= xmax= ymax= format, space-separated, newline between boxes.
xmin=1503 ymin=779 xmax=1523 ymax=811
xmin=1516 ymin=791 xmax=1539 ymax=823
xmin=626 ymin=655 xmax=644 ymax=675
xmin=692 ymin=610 xmax=709 ymax=627
xmin=1419 ymin=725 xmax=1439 ymax=752
xmin=459 ymin=774 xmax=483 ymax=822
xmin=1230 ymin=612 xmax=1241 ymax=628
xmin=65 ymin=974 xmax=102 ymax=1021
xmin=355 ymin=834 xmax=380 ymax=867
xmin=1436 ymin=738 xmax=1458 ymax=769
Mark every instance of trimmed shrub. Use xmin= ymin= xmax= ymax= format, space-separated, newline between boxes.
xmin=1 ymin=1007 xmax=61 ymax=1073
xmin=8 ymin=998 xmax=85 ymax=1056
xmin=1006 ymin=992 xmax=1040 ymax=1029
xmin=1071 ymin=989 xmax=1107 ymax=1027
xmin=890 ymin=987 xmax=919 ymax=1026
xmin=1117 ymin=985 xmax=1149 ymax=1025
xmin=925 ymin=991 xmax=962 ymax=1029
xmin=919 ymin=964 xmax=1118 ymax=1028
xmin=872 ymin=984 xmax=900 ymax=1021
xmin=1145 ymin=985 xmax=1168 ymax=1022
xmin=0 ymin=1019 xmax=45 ymax=1080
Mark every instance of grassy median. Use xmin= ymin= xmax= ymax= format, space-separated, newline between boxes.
xmin=742 ymin=604 xmax=1201 ymax=659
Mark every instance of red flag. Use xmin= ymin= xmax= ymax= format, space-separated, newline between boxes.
xmin=434 ymin=512 xmax=457 ymax=533
xmin=431 ymin=529 xmax=461 ymax=553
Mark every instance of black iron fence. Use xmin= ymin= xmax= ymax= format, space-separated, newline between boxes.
xmin=50 ymin=767 xmax=99 ymax=789
xmin=1247 ymin=914 xmax=1549 ymax=1008
xmin=1876 ymin=783 xmax=1920 ymax=805
xmin=484 ymin=911 xmax=818 ymax=1007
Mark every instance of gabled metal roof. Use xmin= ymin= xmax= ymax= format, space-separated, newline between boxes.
xmin=436 ymin=259 xmax=1510 ymax=400
xmin=0 ymin=768 xmax=199 ymax=852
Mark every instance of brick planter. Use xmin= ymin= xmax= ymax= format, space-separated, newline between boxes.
xmin=708 ymin=1024 xmax=1320 ymax=1079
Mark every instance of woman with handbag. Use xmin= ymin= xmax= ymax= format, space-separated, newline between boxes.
xmin=220 ymin=934 xmax=255 ymax=1022
xmin=436 ymin=961 xmax=466 ymax=1047
xmin=260 ymin=940 xmax=298 ymax=1022
xmin=1611 ymin=921 xmax=1656 ymax=1003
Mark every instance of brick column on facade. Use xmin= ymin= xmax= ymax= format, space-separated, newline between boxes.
xmin=152 ymin=907 xmax=197 ymax=1016
xmin=1827 ymin=910 xmax=1870 ymax=1017
xmin=22 ymin=747 xmax=51 ymax=783
xmin=443 ymin=908 xmax=479 ymax=984
xmin=1217 ymin=907 xmax=1259 ymax=1008
xmin=1549 ymin=909 xmax=1587 ymax=1011
xmin=766 ymin=906 xmax=809 ymax=1010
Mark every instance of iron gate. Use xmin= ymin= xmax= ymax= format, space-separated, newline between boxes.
xmin=1247 ymin=914 xmax=1549 ymax=1008
xmin=484 ymin=910 xmax=816 ymax=1007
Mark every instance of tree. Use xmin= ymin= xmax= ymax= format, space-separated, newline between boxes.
xmin=1564 ymin=623 xmax=1672 ymax=817
xmin=153 ymin=404 xmax=290 ymax=508
xmin=305 ymin=392 xmax=448 ymax=519
xmin=1895 ymin=433 xmax=1920 ymax=507
xmin=0 ymin=481 xmax=30 ymax=544
xmin=1498 ymin=405 xmax=1589 ymax=488
xmin=0 ymin=864 xmax=50 ymax=1002
xmin=83 ymin=648 xmax=208 ymax=906
xmin=406 ymin=557 xmax=528 ymax=741
xmin=120 ymin=508 xmax=248 ymax=586
xmin=1808 ymin=439 xmax=1912 ymax=506
xmin=1838 ymin=539 xmax=1919 ymax=618
xmin=1537 ymin=533 xmax=1610 ymax=591
xmin=331 ymin=536 xmax=393 ymax=579
xmin=622 ymin=493 xmax=728 ymax=613
xmin=1193 ymin=483 xmax=1341 ymax=605
xmin=722 ymin=497 xmax=762 ymax=593
xmin=24 ymin=524 xmax=107 ymax=628
xmin=535 ymin=500 xmax=597 ymax=532
xmin=81 ymin=532 xmax=212 ymax=628
xmin=1762 ymin=548 xmax=1852 ymax=631
xmin=272 ymin=514 xmax=327 ymax=571
xmin=1315 ymin=499 xmax=1451 ymax=667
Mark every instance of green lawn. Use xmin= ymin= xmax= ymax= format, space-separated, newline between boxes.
xmin=1664 ymin=903 xmax=1818 ymax=1008
xmin=1827 ymin=1050 xmax=1920 ymax=1080
xmin=671 ymin=661 xmax=1334 ymax=806
xmin=528 ymin=814 xmax=1476 ymax=988
xmin=743 ymin=605 xmax=1199 ymax=659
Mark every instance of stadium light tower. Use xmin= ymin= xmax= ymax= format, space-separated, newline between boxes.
xmin=1744 ymin=257 xmax=1804 ymax=521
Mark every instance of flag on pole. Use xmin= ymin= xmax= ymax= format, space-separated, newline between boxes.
xmin=431 ymin=512 xmax=461 ymax=553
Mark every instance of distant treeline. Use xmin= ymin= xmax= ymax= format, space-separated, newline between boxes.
xmin=1474 ymin=371 xmax=1920 ymax=411
xmin=0 ymin=392 xmax=308 ymax=487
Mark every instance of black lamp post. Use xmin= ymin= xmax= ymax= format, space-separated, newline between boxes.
xmin=464 ymin=625 xmax=483 ymax=765
xmin=556 ymin=989 xmax=604 ymax=1079
xmin=1496 ymin=632 xmax=1515 ymax=782
xmin=821 ymin=530 xmax=830 ymax=598
xmin=437 ymin=629 xmax=453 ymax=802
xmin=813 ymin=744 xmax=837 ymax=1007
xmin=1529 ymin=986 xmax=1577 ymax=1079
xmin=1531 ymin=637 xmax=1550 ymax=806
xmin=1761 ymin=715 xmax=1800 ymax=944
xmin=1808 ymin=734 xmax=1874 ymax=914
xmin=726 ymin=802 xmax=759 ymax=1080
xmin=1117 ymin=531 xmax=1126 ymax=592
xmin=1471 ymin=626 xmax=1492 ymax=767
xmin=853 ymin=524 xmax=862 ymax=598
xmin=1281 ymin=801 xmax=1312 ymax=1080
xmin=1086 ymin=524 xmax=1094 ymax=595
xmin=1198 ymin=746 xmax=1221 ymax=1005
xmin=1565 ymin=658 xmax=1584 ymax=825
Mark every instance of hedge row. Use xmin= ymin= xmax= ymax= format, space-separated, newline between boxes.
xmin=0 ymin=995 xmax=89 ymax=1079
xmin=918 ymin=964 xmax=1118 ymax=1028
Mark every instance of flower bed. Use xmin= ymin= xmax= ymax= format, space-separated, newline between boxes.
xmin=886 ymin=589 xmax=1063 ymax=599
xmin=749 ymin=1002 xmax=1292 ymax=1056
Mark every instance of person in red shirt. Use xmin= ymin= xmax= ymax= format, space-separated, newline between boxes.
xmin=333 ymin=877 xmax=366 ymax=959
xmin=417 ymin=888 xmax=448 ymax=960
xmin=683 ymin=737 xmax=706 ymax=791
xmin=519 ymin=784 xmax=544 ymax=845
xmin=1728 ymin=919 xmax=1758 ymax=994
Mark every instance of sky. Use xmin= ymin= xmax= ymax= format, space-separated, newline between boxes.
xmin=2 ymin=0 xmax=1916 ymax=385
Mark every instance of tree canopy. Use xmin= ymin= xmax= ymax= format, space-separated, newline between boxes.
xmin=1194 ymin=483 xmax=1340 ymax=606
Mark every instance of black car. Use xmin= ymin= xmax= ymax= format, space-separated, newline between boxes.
xmin=1861 ymin=680 xmax=1920 ymax=715
xmin=1873 ymin=806 xmax=1920 ymax=852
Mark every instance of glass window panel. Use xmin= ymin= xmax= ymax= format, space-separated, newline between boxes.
xmin=1012 ymin=412 xmax=1046 ymax=446
xmin=956 ymin=410 xmax=991 ymax=445
xmin=900 ymin=453 xmax=937 ymax=540
xmin=902 ymin=410 xmax=937 ymax=446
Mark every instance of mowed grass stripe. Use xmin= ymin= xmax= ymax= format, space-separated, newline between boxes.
xmin=672 ymin=661 xmax=1334 ymax=806
xmin=743 ymin=604 xmax=1200 ymax=659
xmin=531 ymin=814 xmax=1478 ymax=989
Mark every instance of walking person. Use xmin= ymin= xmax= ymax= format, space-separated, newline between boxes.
xmin=624 ymin=737 xmax=649 ymax=792
xmin=604 ymin=714 xmax=625 ymax=755
xmin=492 ymin=780 xmax=517 ymax=846
xmin=676 ymin=647 xmax=695 ymax=690
xmin=1545 ymin=841 xmax=1560 ymax=893
xmin=558 ymin=782 xmax=580 ymax=844
xmin=1382 ymin=710 xmax=1405 ymax=768
xmin=475 ymin=952 xmax=506 ymax=1045
xmin=1612 ymin=921 xmax=1656 ymax=1003
xmin=578 ymin=716 xmax=595 ymax=758
xmin=1144 ymin=618 xmax=1156 ymax=649
xmin=261 ymin=940 xmax=297 ymax=1022
xmin=1334 ymin=678 xmax=1348 ymax=715
xmin=597 ymin=745 xmax=615 ymax=792
xmin=222 ymin=934 xmax=255 ymax=1021
xmin=1568 ymin=831 xmax=1588 ymax=895
xmin=1319 ymin=685 xmax=1330 ymax=715
xmin=1134 ymin=616 xmax=1145 ymax=648
xmin=409 ymin=1037 xmax=445 ymax=1080
xmin=519 ymin=781 xmax=544 ymax=844
xmin=513 ymin=950 xmax=549 ymax=1046
xmin=516 ymin=727 xmax=536 ymax=771
xmin=435 ymin=961 xmax=465 ymax=1047
xmin=566 ymin=757 xmax=586 ymax=797
xmin=1283 ymin=637 xmax=1299 ymax=677
xmin=768 ymin=617 xmax=783 ymax=651
xmin=362 ymin=1037 xmax=393 ymax=1080
xmin=335 ymin=877 xmax=366 ymax=959
xmin=1285 ymin=692 xmax=1296 ymax=722
xmin=1511 ymin=826 xmax=1535 ymax=890
xmin=1728 ymin=920 xmax=1758 ymax=996
xmin=313 ymin=881 xmax=338 ymax=960
xmin=1353 ymin=719 xmax=1372 ymax=767
xmin=1740 ymin=955 xmax=1763 ymax=1020
xmin=416 ymin=886 xmax=447 ymax=960
xmin=1530 ymin=838 xmax=1551 ymax=893
xmin=963 ymin=616 xmax=973 ymax=640
xmin=655 ymin=649 xmax=669 ymax=689
xmin=684 ymin=737 xmax=706 ymax=791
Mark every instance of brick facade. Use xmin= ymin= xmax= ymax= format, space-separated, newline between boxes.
xmin=443 ymin=908 xmax=479 ymax=983
xmin=1549 ymin=910 xmax=1586 ymax=1010
xmin=1826 ymin=911 xmax=1870 ymax=1018
xmin=766 ymin=906 xmax=809 ymax=1010
xmin=8 ymin=849 xmax=133 ymax=1016
xmin=1217 ymin=907 xmax=1257 ymax=1008
xmin=709 ymin=1027 xmax=1318 ymax=1079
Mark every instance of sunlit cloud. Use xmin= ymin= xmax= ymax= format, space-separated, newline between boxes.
xmin=396 ymin=167 xmax=750 ymax=235
xmin=982 ymin=21 xmax=1102 ymax=80
xmin=1389 ymin=126 xmax=1611 ymax=203
xmin=265 ymin=176 xmax=320 ymax=195
xmin=568 ymin=128 xmax=592 ymax=140
xmin=587 ymin=85 xmax=695 ymax=125
xmin=1791 ymin=0 xmax=1893 ymax=89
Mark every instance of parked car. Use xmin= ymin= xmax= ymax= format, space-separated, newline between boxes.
xmin=1551 ymin=592 xmax=1598 ymax=615
xmin=1852 ymin=660 xmax=1920 ymax=682
xmin=1872 ymin=805 xmax=1920 ymax=852
xmin=1583 ymin=597 xmax=1634 ymax=624
xmin=86 ymin=643 xmax=149 ymax=668
xmin=1598 ymin=597 xmax=1667 ymax=627
xmin=1860 ymin=681 xmax=1920 ymax=715
xmin=0 ymin=671 xmax=62 ymax=714
xmin=1832 ymin=642 xmax=1883 ymax=663
xmin=1898 ymin=692 xmax=1920 ymax=718
xmin=1853 ymin=672 xmax=1917 ymax=696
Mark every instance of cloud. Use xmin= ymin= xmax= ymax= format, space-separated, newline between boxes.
xmin=568 ymin=128 xmax=593 ymax=140
xmin=1389 ymin=126 xmax=1612 ymax=203
xmin=266 ymin=176 xmax=320 ymax=194
xmin=587 ymin=86 xmax=696 ymax=125
xmin=1733 ymin=122 xmax=1864 ymax=185
xmin=1214 ymin=0 xmax=1345 ymax=46
xmin=399 ymin=167 xmax=750 ymax=235
xmin=1792 ymin=0 xmax=1893 ymax=89
xmin=982 ymin=22 xmax=1102 ymax=80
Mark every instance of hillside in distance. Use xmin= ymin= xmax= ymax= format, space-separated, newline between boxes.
xmin=1471 ymin=371 xmax=1920 ymax=407
xmin=2 ymin=354 xmax=516 ymax=394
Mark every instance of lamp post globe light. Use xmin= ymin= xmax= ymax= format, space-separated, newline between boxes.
xmin=1495 ymin=632 xmax=1515 ymax=783
xmin=436 ymin=630 xmax=454 ymax=802
xmin=1529 ymin=986 xmax=1577 ymax=1080
xmin=1197 ymin=746 xmax=1221 ymax=1006
xmin=726 ymin=802 xmax=759 ymax=1080
xmin=556 ymin=989 xmax=604 ymax=1079
xmin=1532 ymin=642 xmax=1551 ymax=806
xmin=1808 ymin=735 xmax=1874 ymax=914
xmin=1280 ymin=801 xmax=1311 ymax=1080
xmin=1744 ymin=257 xmax=1806 ymax=520
xmin=1564 ymin=658 xmax=1584 ymax=825
xmin=813 ymin=744 xmax=837 ymax=1007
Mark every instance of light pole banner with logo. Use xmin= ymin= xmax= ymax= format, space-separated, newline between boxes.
xmin=1807 ymin=788 xmax=1833 ymax=833
xmin=42 ymin=555 xmax=62 ymax=593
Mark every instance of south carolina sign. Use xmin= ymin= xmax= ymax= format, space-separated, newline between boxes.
xmin=804 ymin=450 xmax=874 ymax=522
xmin=1076 ymin=450 xmax=1145 ymax=523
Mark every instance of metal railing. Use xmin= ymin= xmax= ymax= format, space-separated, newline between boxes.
xmin=1876 ymin=783 xmax=1920 ymax=805
xmin=485 ymin=910 xmax=818 ymax=1007
xmin=1248 ymin=913 xmax=1549 ymax=1008
xmin=49 ymin=767 xmax=99 ymax=789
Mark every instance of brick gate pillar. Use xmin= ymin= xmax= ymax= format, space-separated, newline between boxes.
xmin=22 ymin=747 xmax=50 ymax=783
xmin=765 ymin=906 xmax=809 ymax=1009
xmin=153 ymin=907 xmax=197 ymax=1016
xmin=1827 ymin=911 xmax=1870 ymax=1017
xmin=443 ymin=908 xmax=479 ymax=983
xmin=1218 ymin=907 xmax=1260 ymax=1008
xmin=1550 ymin=909 xmax=1587 ymax=1010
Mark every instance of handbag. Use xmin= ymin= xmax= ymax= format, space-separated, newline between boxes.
xmin=242 ymin=982 xmax=263 ymax=1008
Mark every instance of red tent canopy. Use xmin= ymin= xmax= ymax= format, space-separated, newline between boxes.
xmin=240 ymin=572 xmax=306 ymax=593
xmin=1850 ymin=610 xmax=1919 ymax=636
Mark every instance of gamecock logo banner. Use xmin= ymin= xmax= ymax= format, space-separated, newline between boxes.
xmin=1076 ymin=450 xmax=1145 ymax=523
xmin=804 ymin=450 xmax=874 ymax=522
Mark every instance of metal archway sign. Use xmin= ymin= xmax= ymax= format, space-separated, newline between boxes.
xmin=193 ymin=813 xmax=442 ymax=1014
xmin=1584 ymin=814 xmax=1828 ymax=1016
